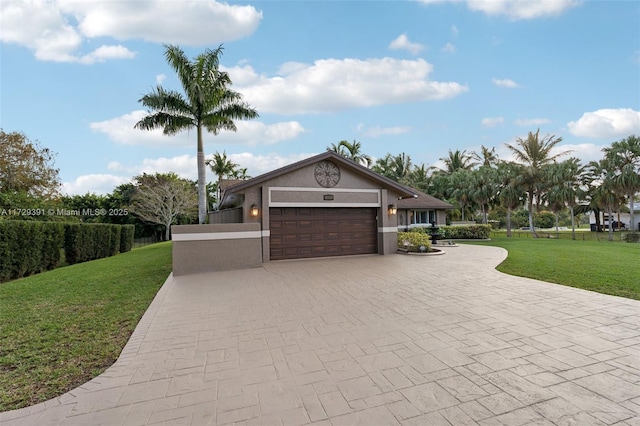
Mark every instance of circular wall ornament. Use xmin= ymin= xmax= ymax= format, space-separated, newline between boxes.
xmin=314 ymin=161 xmax=340 ymax=188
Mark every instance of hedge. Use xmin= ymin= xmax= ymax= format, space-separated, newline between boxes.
xmin=397 ymin=231 xmax=432 ymax=252
xmin=0 ymin=222 xmax=135 ymax=282
xmin=0 ymin=221 xmax=64 ymax=282
xmin=441 ymin=225 xmax=491 ymax=239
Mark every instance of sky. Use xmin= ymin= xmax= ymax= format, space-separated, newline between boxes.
xmin=1 ymin=0 xmax=639 ymax=195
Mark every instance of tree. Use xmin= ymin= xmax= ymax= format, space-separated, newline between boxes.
xmin=546 ymin=158 xmax=584 ymax=239
xmin=496 ymin=162 xmax=526 ymax=237
xmin=586 ymin=159 xmax=620 ymax=241
xmin=604 ymin=135 xmax=640 ymax=233
xmin=0 ymin=130 xmax=61 ymax=206
xmin=327 ymin=140 xmax=372 ymax=167
xmin=505 ymin=129 xmax=570 ymax=237
xmin=372 ymin=153 xmax=413 ymax=183
xmin=135 ymin=45 xmax=258 ymax=224
xmin=471 ymin=167 xmax=497 ymax=224
xmin=449 ymin=169 xmax=474 ymax=221
xmin=207 ymin=150 xmax=238 ymax=203
xmin=129 ymin=173 xmax=197 ymax=240
xmin=439 ymin=149 xmax=477 ymax=174
xmin=472 ymin=145 xmax=499 ymax=167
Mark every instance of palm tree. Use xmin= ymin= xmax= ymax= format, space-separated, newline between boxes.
xmin=135 ymin=44 xmax=259 ymax=224
xmin=604 ymin=135 xmax=640 ymax=234
xmin=546 ymin=158 xmax=584 ymax=239
xmin=505 ymin=129 xmax=570 ymax=237
xmin=440 ymin=149 xmax=477 ymax=174
xmin=587 ymin=158 xmax=621 ymax=241
xmin=449 ymin=169 xmax=474 ymax=221
xmin=497 ymin=162 xmax=526 ymax=237
xmin=328 ymin=140 xmax=372 ymax=167
xmin=472 ymin=145 xmax=499 ymax=167
xmin=207 ymin=151 xmax=238 ymax=204
xmin=372 ymin=152 xmax=412 ymax=183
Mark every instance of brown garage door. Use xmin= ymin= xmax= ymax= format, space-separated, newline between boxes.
xmin=269 ymin=207 xmax=378 ymax=260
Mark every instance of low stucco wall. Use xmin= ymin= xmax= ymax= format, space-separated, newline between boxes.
xmin=172 ymin=223 xmax=263 ymax=276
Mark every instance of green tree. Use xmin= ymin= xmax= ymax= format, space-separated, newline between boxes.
xmin=505 ymin=129 xmax=569 ymax=237
xmin=372 ymin=153 xmax=413 ymax=183
xmin=449 ymin=169 xmax=474 ymax=221
xmin=587 ymin=158 xmax=622 ymax=241
xmin=546 ymin=158 xmax=584 ymax=239
xmin=129 ymin=173 xmax=197 ymax=241
xmin=0 ymin=130 xmax=61 ymax=207
xmin=604 ymin=135 xmax=640 ymax=233
xmin=496 ymin=162 xmax=526 ymax=237
xmin=327 ymin=140 xmax=372 ymax=167
xmin=134 ymin=45 xmax=258 ymax=224
xmin=207 ymin=151 xmax=239 ymax=207
xmin=472 ymin=145 xmax=499 ymax=168
xmin=471 ymin=167 xmax=497 ymax=224
xmin=439 ymin=149 xmax=477 ymax=174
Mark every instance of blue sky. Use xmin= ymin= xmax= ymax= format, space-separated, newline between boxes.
xmin=2 ymin=0 xmax=639 ymax=195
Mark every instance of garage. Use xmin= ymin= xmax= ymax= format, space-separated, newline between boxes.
xmin=269 ymin=207 xmax=377 ymax=260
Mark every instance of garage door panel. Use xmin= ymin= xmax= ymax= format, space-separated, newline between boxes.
xmin=269 ymin=207 xmax=377 ymax=260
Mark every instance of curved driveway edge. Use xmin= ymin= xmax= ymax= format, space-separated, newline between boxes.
xmin=2 ymin=245 xmax=639 ymax=425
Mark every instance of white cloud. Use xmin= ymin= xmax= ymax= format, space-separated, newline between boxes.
xmin=481 ymin=117 xmax=504 ymax=127
xmin=229 ymin=58 xmax=468 ymax=114
xmin=62 ymin=151 xmax=318 ymax=195
xmin=156 ymin=74 xmax=166 ymax=85
xmin=361 ymin=125 xmax=411 ymax=137
xmin=0 ymin=0 xmax=262 ymax=63
xmin=389 ymin=34 xmax=425 ymax=55
xmin=442 ymin=43 xmax=457 ymax=53
xmin=492 ymin=78 xmax=520 ymax=88
xmin=62 ymin=174 xmax=131 ymax=195
xmin=451 ymin=25 xmax=459 ymax=37
xmin=514 ymin=118 xmax=551 ymax=126
xmin=550 ymin=143 xmax=605 ymax=165
xmin=420 ymin=0 xmax=580 ymax=20
xmin=567 ymin=108 xmax=640 ymax=139
xmin=90 ymin=110 xmax=305 ymax=146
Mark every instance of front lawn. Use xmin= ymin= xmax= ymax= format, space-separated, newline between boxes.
xmin=468 ymin=236 xmax=640 ymax=300
xmin=0 ymin=242 xmax=172 ymax=412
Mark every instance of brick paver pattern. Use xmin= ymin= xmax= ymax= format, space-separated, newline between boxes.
xmin=2 ymin=245 xmax=639 ymax=425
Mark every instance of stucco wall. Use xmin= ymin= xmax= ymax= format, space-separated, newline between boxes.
xmin=172 ymin=223 xmax=262 ymax=276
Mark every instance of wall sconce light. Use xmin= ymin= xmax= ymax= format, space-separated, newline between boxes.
xmin=388 ymin=204 xmax=397 ymax=215
xmin=250 ymin=204 xmax=260 ymax=217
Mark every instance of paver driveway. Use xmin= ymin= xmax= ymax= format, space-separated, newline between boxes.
xmin=2 ymin=245 xmax=640 ymax=425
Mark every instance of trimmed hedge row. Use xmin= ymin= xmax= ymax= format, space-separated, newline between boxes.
xmin=441 ymin=225 xmax=491 ymax=239
xmin=0 ymin=221 xmax=135 ymax=282
xmin=397 ymin=231 xmax=432 ymax=252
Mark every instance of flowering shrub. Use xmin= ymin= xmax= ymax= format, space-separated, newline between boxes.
xmin=398 ymin=232 xmax=432 ymax=252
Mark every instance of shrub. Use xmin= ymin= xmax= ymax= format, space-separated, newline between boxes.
xmin=441 ymin=225 xmax=491 ymax=239
xmin=119 ymin=225 xmax=135 ymax=253
xmin=63 ymin=223 xmax=125 ymax=265
xmin=398 ymin=231 xmax=432 ymax=252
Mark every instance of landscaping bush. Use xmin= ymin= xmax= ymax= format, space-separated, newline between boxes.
xmin=441 ymin=225 xmax=491 ymax=239
xmin=63 ymin=223 xmax=126 ymax=265
xmin=0 ymin=221 xmax=64 ymax=282
xmin=119 ymin=225 xmax=135 ymax=253
xmin=398 ymin=231 xmax=432 ymax=252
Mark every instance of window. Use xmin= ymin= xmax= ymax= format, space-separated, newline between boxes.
xmin=410 ymin=210 xmax=436 ymax=225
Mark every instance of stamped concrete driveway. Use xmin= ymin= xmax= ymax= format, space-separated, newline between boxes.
xmin=2 ymin=244 xmax=640 ymax=425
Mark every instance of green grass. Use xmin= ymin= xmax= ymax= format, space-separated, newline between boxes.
xmin=468 ymin=236 xmax=640 ymax=300
xmin=0 ymin=242 xmax=172 ymax=412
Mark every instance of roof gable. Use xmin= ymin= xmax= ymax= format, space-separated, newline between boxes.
xmin=221 ymin=151 xmax=417 ymax=201
xmin=396 ymin=188 xmax=454 ymax=210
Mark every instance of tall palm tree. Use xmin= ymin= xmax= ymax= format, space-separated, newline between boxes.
xmin=505 ymin=129 xmax=570 ymax=237
xmin=471 ymin=166 xmax=497 ymax=224
xmin=135 ymin=44 xmax=258 ymax=224
xmin=604 ymin=135 xmax=640 ymax=233
xmin=587 ymin=158 xmax=621 ymax=241
xmin=372 ymin=152 xmax=412 ymax=183
xmin=449 ymin=169 xmax=474 ymax=221
xmin=440 ymin=149 xmax=477 ymax=174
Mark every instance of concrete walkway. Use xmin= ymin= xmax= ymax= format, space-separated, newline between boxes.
xmin=2 ymin=245 xmax=639 ymax=425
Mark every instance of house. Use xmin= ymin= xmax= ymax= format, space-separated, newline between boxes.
xmin=395 ymin=189 xmax=454 ymax=231
xmin=172 ymin=151 xmax=452 ymax=274
xmin=589 ymin=202 xmax=640 ymax=232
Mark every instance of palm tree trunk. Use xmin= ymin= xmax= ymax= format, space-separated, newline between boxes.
xmin=630 ymin=195 xmax=637 ymax=233
xmin=555 ymin=212 xmax=559 ymax=232
xmin=528 ymin=190 xmax=537 ymax=238
xmin=607 ymin=205 xmax=614 ymax=241
xmin=570 ymin=206 xmax=576 ymax=240
xmin=506 ymin=207 xmax=512 ymax=238
xmin=197 ymin=125 xmax=207 ymax=224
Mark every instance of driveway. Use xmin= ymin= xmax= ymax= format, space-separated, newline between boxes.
xmin=2 ymin=245 xmax=639 ymax=425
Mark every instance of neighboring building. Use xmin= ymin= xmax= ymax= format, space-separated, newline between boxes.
xmin=589 ymin=202 xmax=640 ymax=232
xmin=396 ymin=189 xmax=454 ymax=231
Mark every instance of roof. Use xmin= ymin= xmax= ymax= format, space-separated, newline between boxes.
xmin=220 ymin=151 xmax=418 ymax=205
xmin=396 ymin=188 xmax=454 ymax=210
xmin=219 ymin=179 xmax=245 ymax=191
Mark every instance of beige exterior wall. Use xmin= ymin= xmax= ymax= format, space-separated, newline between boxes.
xmin=172 ymin=223 xmax=262 ymax=276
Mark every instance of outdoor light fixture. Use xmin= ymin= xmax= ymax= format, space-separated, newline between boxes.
xmin=250 ymin=204 xmax=259 ymax=217
xmin=388 ymin=204 xmax=397 ymax=215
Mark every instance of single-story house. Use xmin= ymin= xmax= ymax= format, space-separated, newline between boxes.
xmin=396 ymin=189 xmax=454 ymax=231
xmin=588 ymin=202 xmax=640 ymax=232
xmin=172 ymin=151 xmax=453 ymax=274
